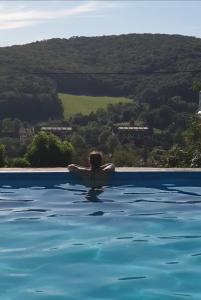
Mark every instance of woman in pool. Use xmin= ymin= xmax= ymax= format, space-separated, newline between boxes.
xmin=68 ymin=151 xmax=115 ymax=188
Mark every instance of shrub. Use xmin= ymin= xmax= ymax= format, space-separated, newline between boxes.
xmin=11 ymin=157 xmax=31 ymax=168
xmin=25 ymin=131 xmax=73 ymax=167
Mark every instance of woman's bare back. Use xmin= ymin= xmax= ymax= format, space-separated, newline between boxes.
xmin=68 ymin=163 xmax=115 ymax=188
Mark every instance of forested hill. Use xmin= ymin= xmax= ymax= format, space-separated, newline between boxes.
xmin=1 ymin=33 xmax=201 ymax=121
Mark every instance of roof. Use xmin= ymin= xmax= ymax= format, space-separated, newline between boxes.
xmin=41 ymin=127 xmax=72 ymax=131
xmin=117 ymin=126 xmax=149 ymax=130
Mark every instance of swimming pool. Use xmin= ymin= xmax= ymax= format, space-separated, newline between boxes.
xmin=1 ymin=171 xmax=201 ymax=300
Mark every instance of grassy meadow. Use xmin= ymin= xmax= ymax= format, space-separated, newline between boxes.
xmin=59 ymin=93 xmax=132 ymax=119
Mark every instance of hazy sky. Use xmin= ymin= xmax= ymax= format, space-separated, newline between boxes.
xmin=0 ymin=1 xmax=201 ymax=46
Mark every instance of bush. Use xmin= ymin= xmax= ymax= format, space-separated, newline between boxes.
xmin=11 ymin=157 xmax=31 ymax=168
xmin=25 ymin=131 xmax=74 ymax=167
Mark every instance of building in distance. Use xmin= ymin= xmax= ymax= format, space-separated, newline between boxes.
xmin=38 ymin=126 xmax=72 ymax=140
xmin=19 ymin=127 xmax=35 ymax=144
xmin=113 ymin=124 xmax=150 ymax=145
xmin=198 ymin=91 xmax=201 ymax=115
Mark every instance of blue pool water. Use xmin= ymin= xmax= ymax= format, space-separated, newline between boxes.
xmin=1 ymin=172 xmax=201 ymax=300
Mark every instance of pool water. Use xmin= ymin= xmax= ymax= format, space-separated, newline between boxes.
xmin=1 ymin=172 xmax=201 ymax=300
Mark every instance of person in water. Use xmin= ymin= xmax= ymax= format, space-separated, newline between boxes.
xmin=68 ymin=151 xmax=115 ymax=188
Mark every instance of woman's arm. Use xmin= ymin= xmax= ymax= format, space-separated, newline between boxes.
xmin=68 ymin=164 xmax=88 ymax=175
xmin=101 ymin=163 xmax=115 ymax=172
xmin=100 ymin=163 xmax=112 ymax=169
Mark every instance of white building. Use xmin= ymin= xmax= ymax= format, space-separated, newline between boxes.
xmin=198 ymin=91 xmax=201 ymax=115
xmin=19 ymin=127 xmax=34 ymax=143
xmin=40 ymin=127 xmax=72 ymax=139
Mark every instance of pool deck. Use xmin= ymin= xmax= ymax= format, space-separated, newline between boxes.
xmin=0 ymin=167 xmax=201 ymax=173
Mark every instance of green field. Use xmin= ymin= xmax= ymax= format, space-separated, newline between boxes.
xmin=59 ymin=93 xmax=132 ymax=119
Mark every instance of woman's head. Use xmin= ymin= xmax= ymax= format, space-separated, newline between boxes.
xmin=89 ymin=151 xmax=103 ymax=170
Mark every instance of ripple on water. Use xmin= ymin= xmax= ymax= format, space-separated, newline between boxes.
xmin=118 ymin=276 xmax=147 ymax=281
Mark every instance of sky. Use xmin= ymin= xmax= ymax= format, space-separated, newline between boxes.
xmin=0 ymin=0 xmax=201 ymax=47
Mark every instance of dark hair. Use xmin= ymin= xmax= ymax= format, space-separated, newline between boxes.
xmin=89 ymin=151 xmax=103 ymax=171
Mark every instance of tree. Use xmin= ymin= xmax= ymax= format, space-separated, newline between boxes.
xmin=70 ymin=133 xmax=85 ymax=149
xmin=111 ymin=145 xmax=141 ymax=167
xmin=25 ymin=131 xmax=73 ymax=167
xmin=167 ymin=96 xmax=187 ymax=112
xmin=166 ymin=145 xmax=189 ymax=167
xmin=166 ymin=117 xmax=201 ymax=167
xmin=0 ymin=144 xmax=6 ymax=167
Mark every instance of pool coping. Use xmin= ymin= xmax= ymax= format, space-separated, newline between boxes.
xmin=0 ymin=167 xmax=201 ymax=173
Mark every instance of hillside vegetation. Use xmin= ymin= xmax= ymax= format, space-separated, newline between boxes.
xmin=2 ymin=33 xmax=201 ymax=167
xmin=0 ymin=33 xmax=201 ymax=121
xmin=59 ymin=93 xmax=132 ymax=119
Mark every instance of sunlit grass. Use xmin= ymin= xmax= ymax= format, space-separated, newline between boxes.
xmin=59 ymin=93 xmax=132 ymax=119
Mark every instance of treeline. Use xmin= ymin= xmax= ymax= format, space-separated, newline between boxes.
xmin=4 ymin=33 xmax=201 ymax=97
xmin=0 ymin=112 xmax=201 ymax=168
xmin=0 ymin=75 xmax=62 ymax=121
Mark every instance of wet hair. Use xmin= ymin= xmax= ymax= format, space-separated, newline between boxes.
xmin=89 ymin=151 xmax=103 ymax=171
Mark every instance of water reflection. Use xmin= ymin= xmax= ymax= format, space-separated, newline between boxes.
xmin=85 ymin=188 xmax=104 ymax=202
xmin=0 ymin=172 xmax=201 ymax=222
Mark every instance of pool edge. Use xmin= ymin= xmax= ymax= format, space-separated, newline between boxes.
xmin=0 ymin=167 xmax=201 ymax=173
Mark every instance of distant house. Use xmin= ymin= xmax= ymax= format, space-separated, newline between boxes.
xmin=39 ymin=127 xmax=72 ymax=139
xmin=19 ymin=127 xmax=35 ymax=143
xmin=198 ymin=91 xmax=201 ymax=115
xmin=114 ymin=125 xmax=150 ymax=139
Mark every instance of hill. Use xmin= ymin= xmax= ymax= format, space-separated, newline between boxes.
xmin=0 ymin=33 xmax=201 ymax=121
xmin=59 ymin=93 xmax=132 ymax=119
